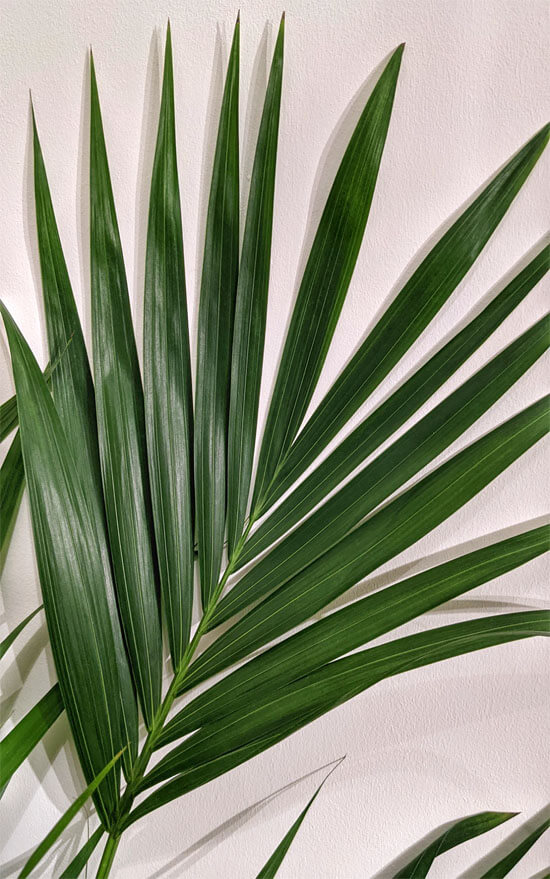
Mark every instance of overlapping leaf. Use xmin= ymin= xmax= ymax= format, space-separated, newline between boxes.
xmin=194 ymin=16 xmax=240 ymax=604
xmin=143 ymin=24 xmax=194 ymax=670
xmin=33 ymin=106 xmax=138 ymax=773
xmin=250 ymin=43 xmax=404 ymax=515
xmin=260 ymin=124 xmax=550 ymax=514
xmin=211 ymin=313 xmax=549 ymax=629
xmin=160 ymin=524 xmax=548 ymax=743
xmin=226 ymin=15 xmax=284 ymax=555
xmin=236 ymin=245 xmax=550 ymax=569
xmin=1 ymin=305 xmax=124 ymax=825
xmin=0 ymin=432 xmax=25 ymax=571
xmin=90 ymin=57 xmax=162 ymax=728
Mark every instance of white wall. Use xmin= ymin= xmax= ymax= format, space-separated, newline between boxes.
xmin=1 ymin=0 xmax=549 ymax=876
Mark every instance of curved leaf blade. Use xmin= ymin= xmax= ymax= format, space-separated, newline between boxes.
xmin=144 ymin=23 xmax=194 ymax=670
xmin=33 ymin=106 xmax=138 ymax=775
xmin=226 ymin=15 xmax=284 ymax=556
xmin=250 ymin=43 xmax=404 ymax=514
xmin=210 ymin=316 xmax=549 ymax=631
xmin=265 ymin=124 xmax=550 ymax=513
xmin=19 ymin=750 xmax=122 ymax=879
xmin=238 ymin=245 xmax=550 ymax=568
xmin=0 ymin=605 xmax=42 ymax=660
xmin=195 ymin=16 xmax=240 ymax=605
xmin=393 ymin=812 xmax=517 ymax=879
xmin=480 ymin=816 xmax=550 ymax=878
xmin=59 ymin=826 xmax=104 ymax=879
xmin=0 ymin=684 xmax=63 ymax=795
xmin=90 ymin=56 xmax=162 ymax=727
xmin=144 ymin=611 xmax=549 ymax=792
xmin=0 ymin=432 xmax=25 ymax=572
xmin=188 ymin=395 xmax=549 ymax=686
xmin=159 ymin=524 xmax=548 ymax=743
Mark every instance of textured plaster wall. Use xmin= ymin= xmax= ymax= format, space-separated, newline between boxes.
xmin=1 ymin=0 xmax=549 ymax=876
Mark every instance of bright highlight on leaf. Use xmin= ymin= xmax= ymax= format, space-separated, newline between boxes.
xmin=1 ymin=16 xmax=548 ymax=878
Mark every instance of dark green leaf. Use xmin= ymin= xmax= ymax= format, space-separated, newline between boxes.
xmin=144 ymin=23 xmax=194 ymax=670
xmin=237 ymin=245 xmax=550 ymax=569
xmin=256 ymin=758 xmax=343 ymax=879
xmin=90 ymin=55 xmax=162 ymax=728
xmin=194 ymin=16 xmax=240 ymax=605
xmin=263 ymin=125 xmax=550 ymax=514
xmin=251 ymin=43 xmax=404 ymax=514
xmin=0 ymin=684 xmax=63 ymax=794
xmin=59 ymin=827 xmax=104 ymax=879
xmin=207 ymin=326 xmax=549 ymax=640
xmin=159 ymin=525 xmax=548 ymax=743
xmin=226 ymin=14 xmax=284 ymax=556
xmin=1 ymin=305 xmax=125 ymax=825
xmin=480 ymin=816 xmax=550 ymax=878
xmin=142 ymin=611 xmax=548 ymax=793
xmin=33 ymin=108 xmax=138 ymax=774
xmin=393 ymin=812 xmax=517 ymax=879
xmin=0 ymin=605 xmax=42 ymax=660
xmin=19 ymin=750 xmax=123 ymax=879
xmin=0 ymin=364 xmax=51 ymax=442
xmin=0 ymin=432 xmax=25 ymax=572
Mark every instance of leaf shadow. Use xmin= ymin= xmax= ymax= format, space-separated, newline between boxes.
xmin=145 ymin=757 xmax=343 ymax=878
xmin=0 ymin=821 xmax=83 ymax=878
xmin=457 ymin=803 xmax=550 ymax=879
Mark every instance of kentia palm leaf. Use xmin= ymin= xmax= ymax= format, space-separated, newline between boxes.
xmin=1 ymin=17 xmax=548 ymax=879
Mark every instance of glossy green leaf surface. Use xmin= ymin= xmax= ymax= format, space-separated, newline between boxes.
xmin=192 ymin=396 xmax=549 ymax=683
xmin=0 ymin=684 xmax=63 ymax=795
xmin=33 ymin=106 xmax=138 ymax=775
xmin=211 ymin=313 xmax=549 ymax=630
xmin=90 ymin=56 xmax=162 ymax=728
xmin=251 ymin=43 xmax=404 ymax=513
xmin=0 ymin=432 xmax=25 ymax=572
xmin=1 ymin=305 xmax=124 ymax=825
xmin=59 ymin=827 xmax=104 ymax=879
xmin=144 ymin=24 xmax=194 ymax=670
xmin=160 ymin=525 xmax=548 ymax=743
xmin=19 ymin=750 xmax=122 ymax=879
xmin=263 ymin=125 xmax=550 ymax=513
xmin=0 ymin=605 xmax=42 ymax=660
xmin=237 ymin=245 xmax=550 ymax=569
xmin=255 ymin=760 xmax=342 ymax=879
xmin=194 ymin=17 xmax=240 ymax=605
xmin=144 ymin=611 xmax=548 ymax=792
xmin=226 ymin=15 xmax=284 ymax=555
xmin=479 ymin=816 xmax=550 ymax=878
xmin=393 ymin=811 xmax=517 ymax=879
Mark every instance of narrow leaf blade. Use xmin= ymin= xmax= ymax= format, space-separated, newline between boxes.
xmin=251 ymin=43 xmax=404 ymax=513
xmin=144 ymin=24 xmax=194 ymax=670
xmin=479 ymin=817 xmax=550 ymax=879
xmin=226 ymin=15 xmax=284 ymax=556
xmin=0 ymin=605 xmax=42 ymax=660
xmin=59 ymin=826 xmax=104 ymax=879
xmin=0 ymin=432 xmax=25 ymax=572
xmin=90 ymin=56 xmax=162 ymax=727
xmin=0 ymin=684 xmax=63 ymax=794
xmin=195 ymin=17 xmax=240 ymax=605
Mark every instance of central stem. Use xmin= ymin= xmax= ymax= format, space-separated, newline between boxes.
xmin=96 ymin=518 xmax=255 ymax=877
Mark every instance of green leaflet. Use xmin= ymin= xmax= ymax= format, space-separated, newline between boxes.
xmin=0 ymin=605 xmax=42 ymax=660
xmin=262 ymin=125 xmax=550 ymax=514
xmin=141 ymin=611 xmax=548 ymax=794
xmin=0 ymin=432 xmax=25 ymax=573
xmin=210 ymin=313 xmax=549 ymax=630
xmin=226 ymin=15 xmax=284 ymax=556
xmin=393 ymin=811 xmax=517 ymax=879
xmin=90 ymin=55 xmax=162 ymax=728
xmin=0 ymin=684 xmax=63 ymax=795
xmin=1 ymin=305 xmax=124 ymax=826
xmin=236 ymin=244 xmax=550 ymax=569
xmin=255 ymin=759 xmax=343 ymax=879
xmin=33 ymin=103 xmax=138 ymax=775
xmin=187 ymin=396 xmax=549 ymax=686
xmin=19 ymin=750 xmax=122 ymax=879
xmin=144 ymin=24 xmax=194 ymax=670
xmin=194 ymin=16 xmax=240 ymax=605
xmin=159 ymin=525 xmax=548 ymax=744
xmin=0 ymin=363 xmax=51 ymax=442
xmin=59 ymin=827 xmax=104 ymax=879
xmin=251 ymin=43 xmax=404 ymax=514
xmin=479 ymin=816 xmax=550 ymax=878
